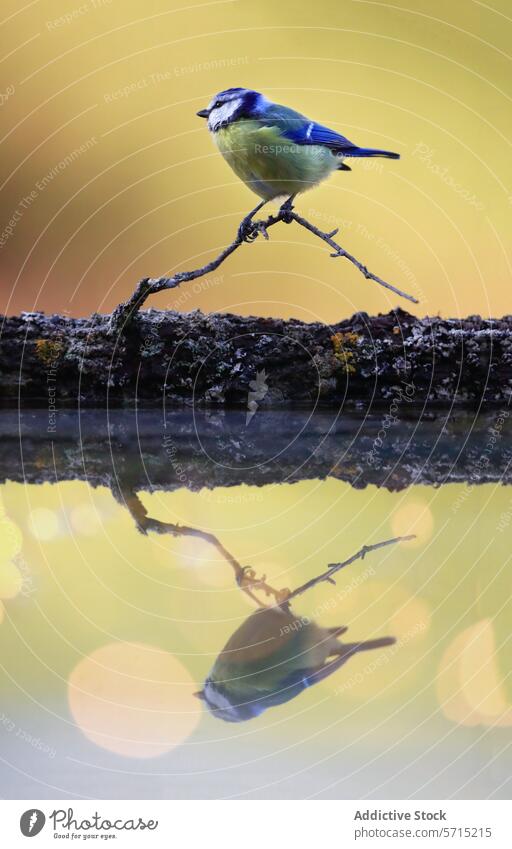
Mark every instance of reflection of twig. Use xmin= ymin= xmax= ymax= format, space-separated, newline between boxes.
xmin=122 ymin=488 xmax=287 ymax=607
xmin=122 ymin=488 xmax=413 ymax=609
xmin=283 ymin=535 xmax=415 ymax=603
xmin=108 ymin=199 xmax=418 ymax=333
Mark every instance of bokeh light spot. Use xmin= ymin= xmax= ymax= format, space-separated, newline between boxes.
xmin=68 ymin=641 xmax=201 ymax=758
xmin=437 ymin=619 xmax=512 ymax=727
xmin=0 ymin=517 xmax=22 ymax=560
xmin=390 ymin=596 xmax=431 ymax=639
xmin=28 ymin=508 xmax=61 ymax=541
xmin=391 ymin=500 xmax=434 ymax=547
xmin=0 ymin=560 xmax=23 ymax=600
xmin=171 ymin=536 xmax=229 ymax=588
xmin=70 ymin=503 xmax=102 ymax=536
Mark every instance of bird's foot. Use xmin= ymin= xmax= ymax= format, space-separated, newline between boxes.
xmin=246 ymin=220 xmax=270 ymax=242
xmin=237 ymin=216 xmax=253 ymax=242
xmin=236 ymin=566 xmax=290 ymax=606
xmin=278 ymin=197 xmax=295 ymax=223
xmin=236 ymin=565 xmax=257 ymax=588
xmin=238 ymin=217 xmax=269 ymax=243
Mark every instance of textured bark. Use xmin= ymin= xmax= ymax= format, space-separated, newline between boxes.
xmin=1 ymin=407 xmax=510 ymax=494
xmin=0 ymin=308 xmax=511 ymax=406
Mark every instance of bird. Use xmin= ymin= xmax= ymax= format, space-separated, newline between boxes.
xmin=197 ymin=87 xmax=400 ymax=237
xmin=194 ymin=606 xmax=395 ymax=722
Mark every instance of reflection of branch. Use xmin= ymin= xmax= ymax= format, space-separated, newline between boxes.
xmin=283 ymin=535 xmax=415 ymax=603
xmin=147 ymin=517 xmax=290 ymax=607
xmin=123 ymin=488 xmax=287 ymax=607
xmin=108 ymin=199 xmax=418 ymax=333
xmin=122 ymin=488 xmax=414 ymax=609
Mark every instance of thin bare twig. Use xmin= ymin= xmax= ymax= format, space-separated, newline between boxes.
xmin=122 ymin=489 xmax=413 ymax=610
xmin=108 ymin=201 xmax=419 ymax=334
xmin=143 ymin=517 xmax=291 ymax=607
xmin=283 ymin=535 xmax=416 ymax=604
xmin=289 ymin=212 xmax=419 ymax=304
xmin=122 ymin=488 xmax=289 ymax=607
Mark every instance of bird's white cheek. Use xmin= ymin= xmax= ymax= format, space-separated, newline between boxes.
xmin=204 ymin=681 xmax=233 ymax=712
xmin=208 ymin=99 xmax=242 ymax=131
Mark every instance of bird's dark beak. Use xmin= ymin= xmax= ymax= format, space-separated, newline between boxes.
xmin=196 ymin=109 xmax=209 ymax=118
xmin=194 ymin=690 xmax=206 ymax=700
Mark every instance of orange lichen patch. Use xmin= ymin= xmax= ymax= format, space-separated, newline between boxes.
xmin=34 ymin=338 xmax=63 ymax=367
xmin=437 ymin=619 xmax=512 ymax=727
xmin=331 ymin=331 xmax=360 ymax=375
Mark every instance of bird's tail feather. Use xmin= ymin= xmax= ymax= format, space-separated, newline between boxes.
xmin=339 ymin=636 xmax=396 ymax=654
xmin=306 ymin=637 xmax=395 ymax=686
xmin=328 ymin=625 xmax=349 ymax=637
xmin=347 ymin=147 xmax=400 ymax=159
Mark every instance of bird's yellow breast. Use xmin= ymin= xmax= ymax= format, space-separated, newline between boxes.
xmin=213 ymin=120 xmax=339 ymax=200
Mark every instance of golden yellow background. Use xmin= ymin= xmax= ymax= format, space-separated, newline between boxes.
xmin=0 ymin=0 xmax=510 ymax=321
xmin=0 ymin=0 xmax=511 ymax=799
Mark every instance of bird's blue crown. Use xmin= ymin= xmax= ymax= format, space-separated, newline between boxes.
xmin=202 ymin=88 xmax=265 ymax=131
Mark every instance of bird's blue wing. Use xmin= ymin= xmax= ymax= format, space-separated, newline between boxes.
xmin=262 ymin=103 xmax=357 ymax=152
xmin=248 ymin=669 xmax=312 ymax=710
xmin=251 ymin=659 xmax=350 ymax=711
xmin=283 ymin=121 xmax=357 ymax=152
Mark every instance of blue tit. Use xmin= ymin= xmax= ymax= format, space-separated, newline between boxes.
xmin=194 ymin=607 xmax=395 ymax=722
xmin=196 ymin=87 xmax=399 ymax=203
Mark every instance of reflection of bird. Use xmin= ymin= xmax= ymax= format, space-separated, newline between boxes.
xmin=195 ymin=607 xmax=395 ymax=722
xmin=197 ymin=88 xmax=399 ymax=203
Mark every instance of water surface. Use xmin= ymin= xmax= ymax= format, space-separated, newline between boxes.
xmin=0 ymin=408 xmax=510 ymax=799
